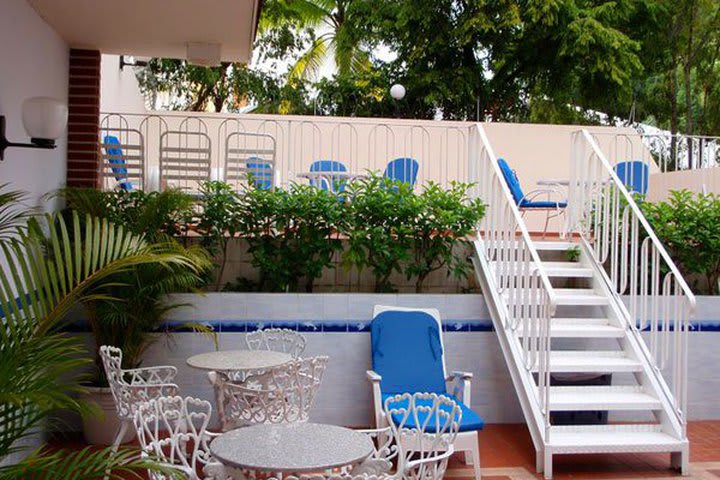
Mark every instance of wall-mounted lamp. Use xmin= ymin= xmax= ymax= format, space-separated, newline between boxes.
xmin=0 ymin=97 xmax=68 ymax=161
xmin=119 ymin=55 xmax=148 ymax=70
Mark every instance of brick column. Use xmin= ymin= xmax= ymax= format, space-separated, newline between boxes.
xmin=66 ymin=49 xmax=101 ymax=188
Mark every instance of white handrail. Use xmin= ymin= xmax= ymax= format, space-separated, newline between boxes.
xmin=471 ymin=124 xmax=557 ymax=439
xmin=568 ymin=129 xmax=695 ymax=431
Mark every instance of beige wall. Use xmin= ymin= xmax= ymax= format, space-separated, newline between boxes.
xmin=649 ymin=168 xmax=720 ymax=202
xmin=100 ymin=55 xmax=147 ymax=113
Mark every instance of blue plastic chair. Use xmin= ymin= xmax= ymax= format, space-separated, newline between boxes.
xmin=367 ymin=306 xmax=483 ymax=480
xmin=103 ymin=135 xmax=133 ymax=191
xmin=614 ymin=160 xmax=649 ymax=196
xmin=383 ymin=157 xmax=419 ymax=187
xmin=246 ymin=157 xmax=274 ymax=190
xmin=308 ymin=160 xmax=348 ymax=192
xmin=497 ymin=158 xmax=566 ymax=236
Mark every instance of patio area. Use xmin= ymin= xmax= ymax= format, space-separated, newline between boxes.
xmin=52 ymin=421 xmax=720 ymax=479
xmin=4 ymin=1 xmax=720 ymax=479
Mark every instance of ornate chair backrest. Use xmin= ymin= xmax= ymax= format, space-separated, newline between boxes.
xmin=220 ymin=356 xmax=328 ymax=429
xmin=134 ymin=396 xmax=214 ymax=480
xmin=245 ymin=328 xmax=307 ymax=358
xmin=99 ymin=345 xmax=131 ymax=419
xmin=384 ymin=393 xmax=461 ymax=480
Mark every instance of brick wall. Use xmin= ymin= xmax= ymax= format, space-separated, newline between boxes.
xmin=66 ymin=49 xmax=101 ymax=188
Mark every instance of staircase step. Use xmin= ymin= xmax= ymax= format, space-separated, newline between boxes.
xmin=491 ymin=261 xmax=593 ymax=278
xmin=549 ymin=386 xmax=661 ymax=411
xmin=538 ymin=261 xmax=593 ymax=278
xmin=555 ymin=288 xmax=609 ymax=306
xmin=532 ymin=351 xmax=643 ymax=373
xmin=533 ymin=241 xmax=577 ymax=251
xmin=548 ymin=424 xmax=684 ymax=454
xmin=549 ymin=318 xmax=624 ymax=338
xmin=517 ymin=317 xmax=624 ymax=338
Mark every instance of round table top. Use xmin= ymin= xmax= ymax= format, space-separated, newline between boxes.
xmin=186 ymin=350 xmax=291 ymax=372
xmin=210 ymin=423 xmax=374 ymax=472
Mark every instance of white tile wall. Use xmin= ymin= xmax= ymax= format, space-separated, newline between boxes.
xmin=68 ymin=293 xmax=720 ymax=431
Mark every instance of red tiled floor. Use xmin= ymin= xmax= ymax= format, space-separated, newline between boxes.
xmin=50 ymin=421 xmax=720 ymax=479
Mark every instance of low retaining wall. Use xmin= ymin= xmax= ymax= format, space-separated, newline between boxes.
xmin=126 ymin=293 xmax=720 ymax=427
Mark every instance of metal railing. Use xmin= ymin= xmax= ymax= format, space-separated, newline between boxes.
xmin=98 ymin=112 xmax=472 ymax=192
xmin=470 ymin=125 xmax=557 ymax=439
xmin=601 ymin=129 xmax=720 ymax=173
xmin=568 ymin=129 xmax=695 ymax=432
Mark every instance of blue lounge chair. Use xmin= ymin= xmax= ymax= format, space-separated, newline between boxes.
xmin=102 ymin=135 xmax=133 ymax=191
xmin=246 ymin=156 xmax=274 ymax=190
xmin=498 ymin=157 xmax=567 ymax=237
xmin=367 ymin=306 xmax=483 ymax=480
xmin=614 ymin=160 xmax=649 ymax=196
xmin=384 ymin=157 xmax=419 ymax=187
xmin=309 ymin=160 xmax=348 ymax=192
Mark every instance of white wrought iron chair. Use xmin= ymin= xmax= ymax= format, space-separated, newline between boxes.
xmin=99 ymin=345 xmax=179 ymax=451
xmin=268 ymin=394 xmax=459 ymax=480
xmin=210 ymin=355 xmax=328 ymax=431
xmin=245 ymin=328 xmax=307 ymax=358
xmin=133 ymin=396 xmax=229 ymax=480
xmin=384 ymin=392 xmax=461 ymax=480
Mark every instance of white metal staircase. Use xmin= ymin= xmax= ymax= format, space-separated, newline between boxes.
xmin=470 ymin=126 xmax=694 ymax=479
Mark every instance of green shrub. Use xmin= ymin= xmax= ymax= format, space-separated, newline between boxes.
xmin=238 ymin=183 xmax=345 ymax=292
xmin=406 ymin=182 xmax=485 ymax=292
xmin=642 ymin=189 xmax=720 ymax=294
xmin=197 ymin=181 xmax=242 ymax=290
xmin=343 ymin=175 xmax=419 ymax=292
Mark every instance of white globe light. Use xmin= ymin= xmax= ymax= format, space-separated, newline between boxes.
xmin=390 ymin=84 xmax=406 ymax=101
xmin=22 ymin=97 xmax=67 ymax=142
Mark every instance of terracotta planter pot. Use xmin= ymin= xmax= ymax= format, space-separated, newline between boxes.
xmin=80 ymin=387 xmax=132 ymax=446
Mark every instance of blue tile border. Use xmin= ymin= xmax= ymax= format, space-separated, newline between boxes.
xmin=59 ymin=318 xmax=720 ymax=334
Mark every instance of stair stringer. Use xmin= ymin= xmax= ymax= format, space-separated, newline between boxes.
xmin=471 ymin=239 xmax=549 ymax=474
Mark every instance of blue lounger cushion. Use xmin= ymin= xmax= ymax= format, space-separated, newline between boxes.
xmin=371 ymin=310 xmax=447 ymax=394
xmin=103 ymin=135 xmax=133 ymax=191
xmin=383 ymin=393 xmax=485 ymax=432
xmin=520 ymin=200 xmax=568 ymax=208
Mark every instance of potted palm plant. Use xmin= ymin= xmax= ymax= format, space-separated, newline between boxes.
xmin=0 ymin=184 xmax=185 ymax=477
xmin=58 ymin=187 xmax=214 ymax=445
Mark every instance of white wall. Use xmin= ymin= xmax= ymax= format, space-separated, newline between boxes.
xmin=0 ymin=0 xmax=68 ymax=212
xmin=0 ymin=0 xmax=69 ymax=465
xmin=100 ymin=55 xmax=147 ymax=113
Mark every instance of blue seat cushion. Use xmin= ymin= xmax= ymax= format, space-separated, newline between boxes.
xmin=382 ymin=393 xmax=484 ymax=432
xmin=519 ymin=200 xmax=567 ymax=209
xmin=497 ymin=158 xmax=525 ymax=205
xmin=371 ymin=310 xmax=446 ymax=394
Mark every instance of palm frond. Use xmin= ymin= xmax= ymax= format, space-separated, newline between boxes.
xmin=289 ymin=33 xmax=331 ymax=80
xmin=0 ymin=210 xmax=204 ymax=465
xmin=0 ymin=446 xmax=184 ymax=480
xmin=0 ymin=184 xmax=34 ymax=241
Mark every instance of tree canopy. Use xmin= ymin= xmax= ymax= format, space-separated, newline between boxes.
xmin=135 ymin=0 xmax=720 ymax=136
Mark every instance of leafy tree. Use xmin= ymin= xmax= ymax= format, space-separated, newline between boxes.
xmin=261 ymin=0 xmax=372 ymax=79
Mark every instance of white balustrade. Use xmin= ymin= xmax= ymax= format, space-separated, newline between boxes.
xmin=567 ymin=129 xmax=695 ymax=433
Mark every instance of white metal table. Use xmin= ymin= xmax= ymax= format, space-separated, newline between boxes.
xmin=186 ymin=350 xmax=291 ymax=373
xmin=537 ymin=179 xmax=570 ymax=187
xmin=210 ymin=423 xmax=374 ymax=473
